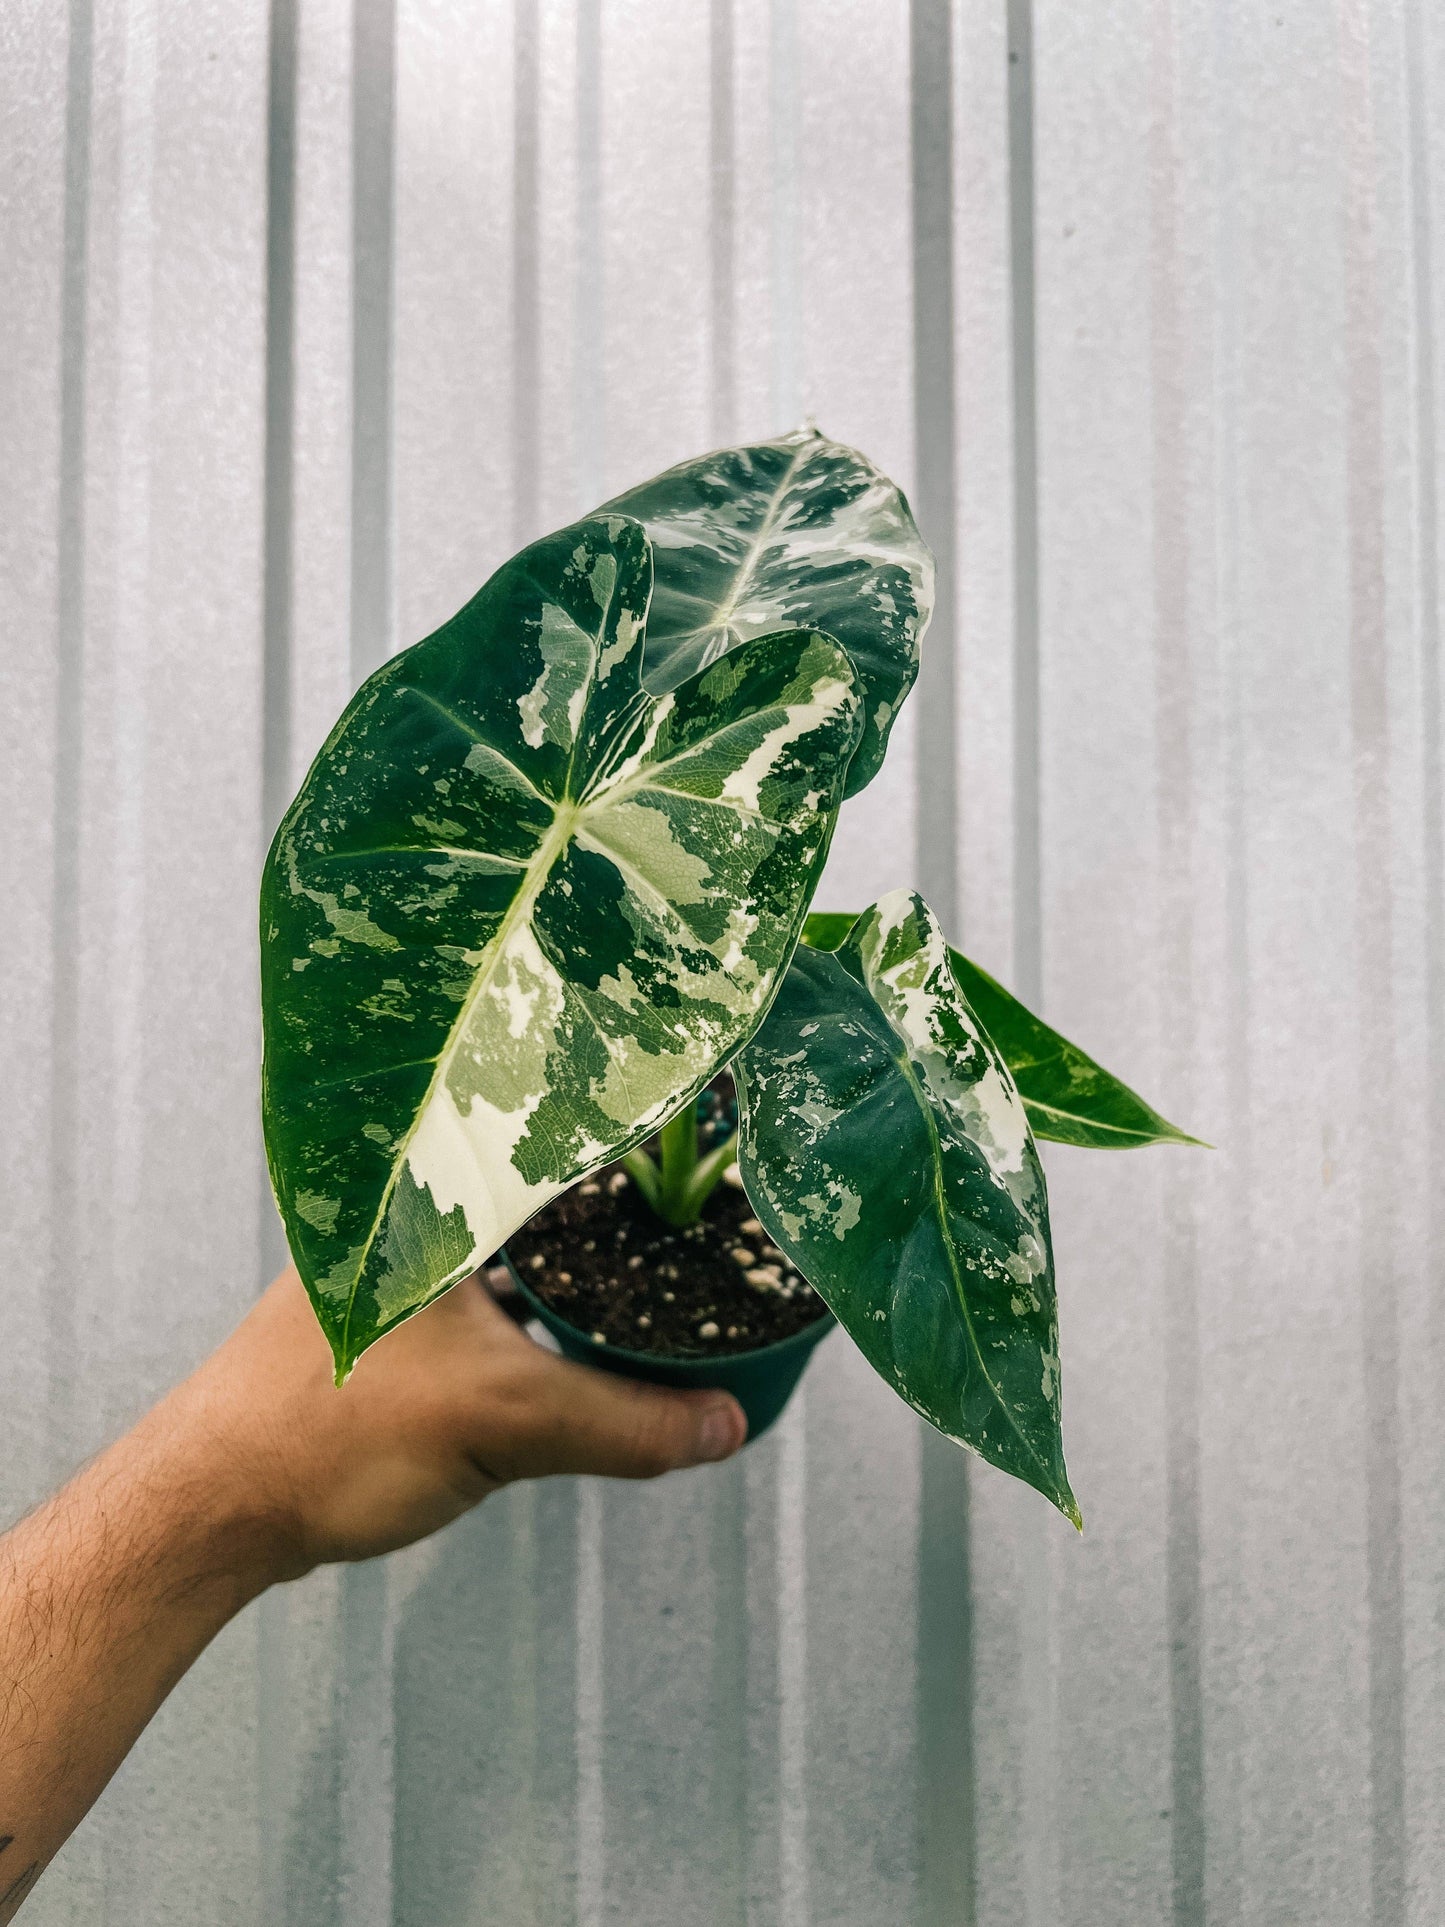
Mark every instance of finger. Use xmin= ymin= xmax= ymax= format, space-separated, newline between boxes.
xmin=516 ymin=1353 xmax=747 ymax=1480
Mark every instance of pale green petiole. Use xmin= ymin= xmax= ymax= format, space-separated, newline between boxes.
xmin=619 ymin=1146 xmax=664 ymax=1214
xmin=620 ymin=1102 xmax=740 ymax=1228
xmin=680 ymin=1128 xmax=739 ymax=1221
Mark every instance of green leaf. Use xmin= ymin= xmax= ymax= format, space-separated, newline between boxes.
xmin=945 ymin=951 xmax=1205 ymax=1150
xmin=801 ymin=912 xmax=1201 ymax=1150
xmin=737 ymin=891 xmax=1079 ymax=1524
xmin=799 ymin=910 xmax=859 ymax=952
xmin=605 ymin=426 xmax=933 ymax=799
xmin=262 ymin=514 xmax=863 ymax=1377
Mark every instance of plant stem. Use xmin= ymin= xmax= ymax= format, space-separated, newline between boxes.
xmin=619 ymin=1146 xmax=663 ymax=1214
xmin=621 ymin=1098 xmax=741 ymax=1229
xmin=658 ymin=1103 xmax=700 ymax=1224
xmin=681 ymin=1128 xmax=738 ymax=1221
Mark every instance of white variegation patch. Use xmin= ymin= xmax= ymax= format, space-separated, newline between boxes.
xmin=734 ymin=890 xmax=1078 ymax=1525
xmin=518 ymin=603 xmax=595 ymax=750
xmin=405 ymin=1084 xmax=564 ymax=1274
xmin=264 ymin=506 xmax=863 ymax=1377
xmin=858 ymin=888 xmax=1034 ymax=1203
xmin=719 ymin=674 xmax=856 ymax=813
xmin=379 ymin=668 xmax=858 ymax=1311
xmin=604 ymin=426 xmax=934 ymax=798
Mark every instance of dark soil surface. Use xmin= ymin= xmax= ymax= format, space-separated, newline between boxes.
xmin=501 ymin=1075 xmax=828 ymax=1359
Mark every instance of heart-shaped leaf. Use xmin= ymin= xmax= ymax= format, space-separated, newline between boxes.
xmin=604 ymin=426 xmax=933 ymax=798
xmin=262 ymin=515 xmax=862 ymax=1377
xmin=800 ymin=912 xmax=1200 ymax=1149
xmin=737 ymin=892 xmax=1078 ymax=1524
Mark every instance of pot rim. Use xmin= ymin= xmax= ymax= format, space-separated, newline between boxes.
xmin=499 ymin=1247 xmax=835 ymax=1370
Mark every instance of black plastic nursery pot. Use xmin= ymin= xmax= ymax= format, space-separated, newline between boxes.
xmin=501 ymin=1249 xmax=835 ymax=1444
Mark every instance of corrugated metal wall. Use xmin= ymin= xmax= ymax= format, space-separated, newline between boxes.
xmin=4 ymin=1 xmax=1444 ymax=1920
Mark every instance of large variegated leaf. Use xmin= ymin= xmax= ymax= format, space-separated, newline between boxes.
xmin=262 ymin=514 xmax=862 ymax=1377
xmin=800 ymin=912 xmax=1199 ymax=1150
xmin=737 ymin=892 xmax=1079 ymax=1524
xmin=604 ymin=426 xmax=932 ymax=798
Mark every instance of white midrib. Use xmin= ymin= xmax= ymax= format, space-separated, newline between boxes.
xmin=890 ymin=1041 xmax=1064 ymax=1500
xmin=336 ymin=797 xmax=582 ymax=1367
xmin=335 ymin=683 xmax=796 ymax=1362
xmin=699 ymin=436 xmax=811 ymax=642
xmin=337 ymin=537 xmax=637 ymax=1365
xmin=340 ymin=663 xmax=805 ymax=1353
xmin=1023 ymin=1098 xmax=1173 ymax=1144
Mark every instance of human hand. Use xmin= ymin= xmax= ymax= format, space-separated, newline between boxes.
xmin=0 ymin=1267 xmax=745 ymax=1909
xmin=178 ymin=1265 xmax=748 ymax=1584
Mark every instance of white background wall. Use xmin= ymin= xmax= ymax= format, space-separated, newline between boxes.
xmin=4 ymin=1 xmax=1445 ymax=1921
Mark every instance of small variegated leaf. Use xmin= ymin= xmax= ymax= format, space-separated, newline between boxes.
xmin=604 ymin=426 xmax=933 ymax=798
xmin=800 ymin=911 xmax=1200 ymax=1150
xmin=262 ymin=515 xmax=862 ymax=1377
xmin=737 ymin=891 xmax=1079 ymax=1524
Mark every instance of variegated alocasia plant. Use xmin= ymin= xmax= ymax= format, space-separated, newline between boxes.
xmin=262 ymin=427 xmax=1196 ymax=1524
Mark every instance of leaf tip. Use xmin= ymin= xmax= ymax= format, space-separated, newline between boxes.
xmin=1052 ymin=1476 xmax=1083 ymax=1533
xmin=327 ymin=1320 xmax=358 ymax=1387
xmin=1146 ymin=1121 xmax=1212 ymax=1150
xmin=1145 ymin=1111 xmax=1213 ymax=1150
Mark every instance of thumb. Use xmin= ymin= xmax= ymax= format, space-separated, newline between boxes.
xmin=519 ymin=1352 xmax=748 ymax=1479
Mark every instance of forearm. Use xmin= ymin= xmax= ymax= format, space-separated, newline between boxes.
xmin=0 ymin=1384 xmax=283 ymax=1916
xmin=0 ymin=1266 xmax=741 ymax=1919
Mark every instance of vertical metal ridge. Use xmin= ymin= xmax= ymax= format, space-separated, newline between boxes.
xmin=260 ymin=0 xmax=297 ymax=1290
xmin=707 ymin=17 xmax=749 ymax=1915
xmin=350 ymin=0 xmax=396 ymax=685
xmin=1006 ymin=13 xmax=1057 ymax=1925
xmin=777 ymin=1398 xmax=810 ymax=1926
xmin=1009 ymin=15 xmax=1063 ymax=1927
xmin=574 ymin=15 xmax=605 ymax=1919
xmin=512 ymin=0 xmax=540 ymax=547
xmin=910 ymin=3 xmax=973 ymax=1922
xmin=767 ymin=11 xmax=808 ymax=1908
xmin=343 ymin=8 xmax=400 ymax=1917
xmin=709 ymin=0 xmax=736 ymax=445
xmin=1208 ymin=1 xmax=1249 ymax=1910
xmin=1148 ymin=8 xmax=1205 ymax=1921
xmin=263 ymin=0 xmax=297 ymax=842
xmin=707 ymin=1458 xmax=750 ymax=1927
xmin=574 ymin=0 xmax=603 ymax=510
xmin=257 ymin=5 xmax=301 ymax=1914
xmin=1007 ymin=0 xmax=1041 ymax=1010
xmin=1340 ymin=2 xmax=1405 ymax=1917
xmin=575 ymin=1481 xmax=605 ymax=1926
xmin=47 ymin=0 xmax=95 ymax=1474
xmin=1405 ymin=0 xmax=1443 ymax=1173
xmin=258 ymin=5 xmax=299 ymax=1915
xmin=769 ymin=0 xmax=800 ymax=429
xmin=1403 ymin=26 xmax=1444 ymax=1885
xmin=337 ymin=1557 xmax=396 ymax=1924
xmin=917 ymin=1421 xmax=973 ymax=1927
xmin=911 ymin=0 xmax=959 ymax=929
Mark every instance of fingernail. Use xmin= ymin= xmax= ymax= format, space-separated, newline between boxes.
xmin=699 ymin=1402 xmax=744 ymax=1461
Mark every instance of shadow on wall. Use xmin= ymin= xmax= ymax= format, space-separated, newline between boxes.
xmin=389 ymin=1451 xmax=758 ymax=1927
xmin=268 ymin=1416 xmax=783 ymax=1925
xmin=272 ymin=1482 xmax=580 ymax=1927
xmin=390 ymin=1481 xmax=582 ymax=1925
